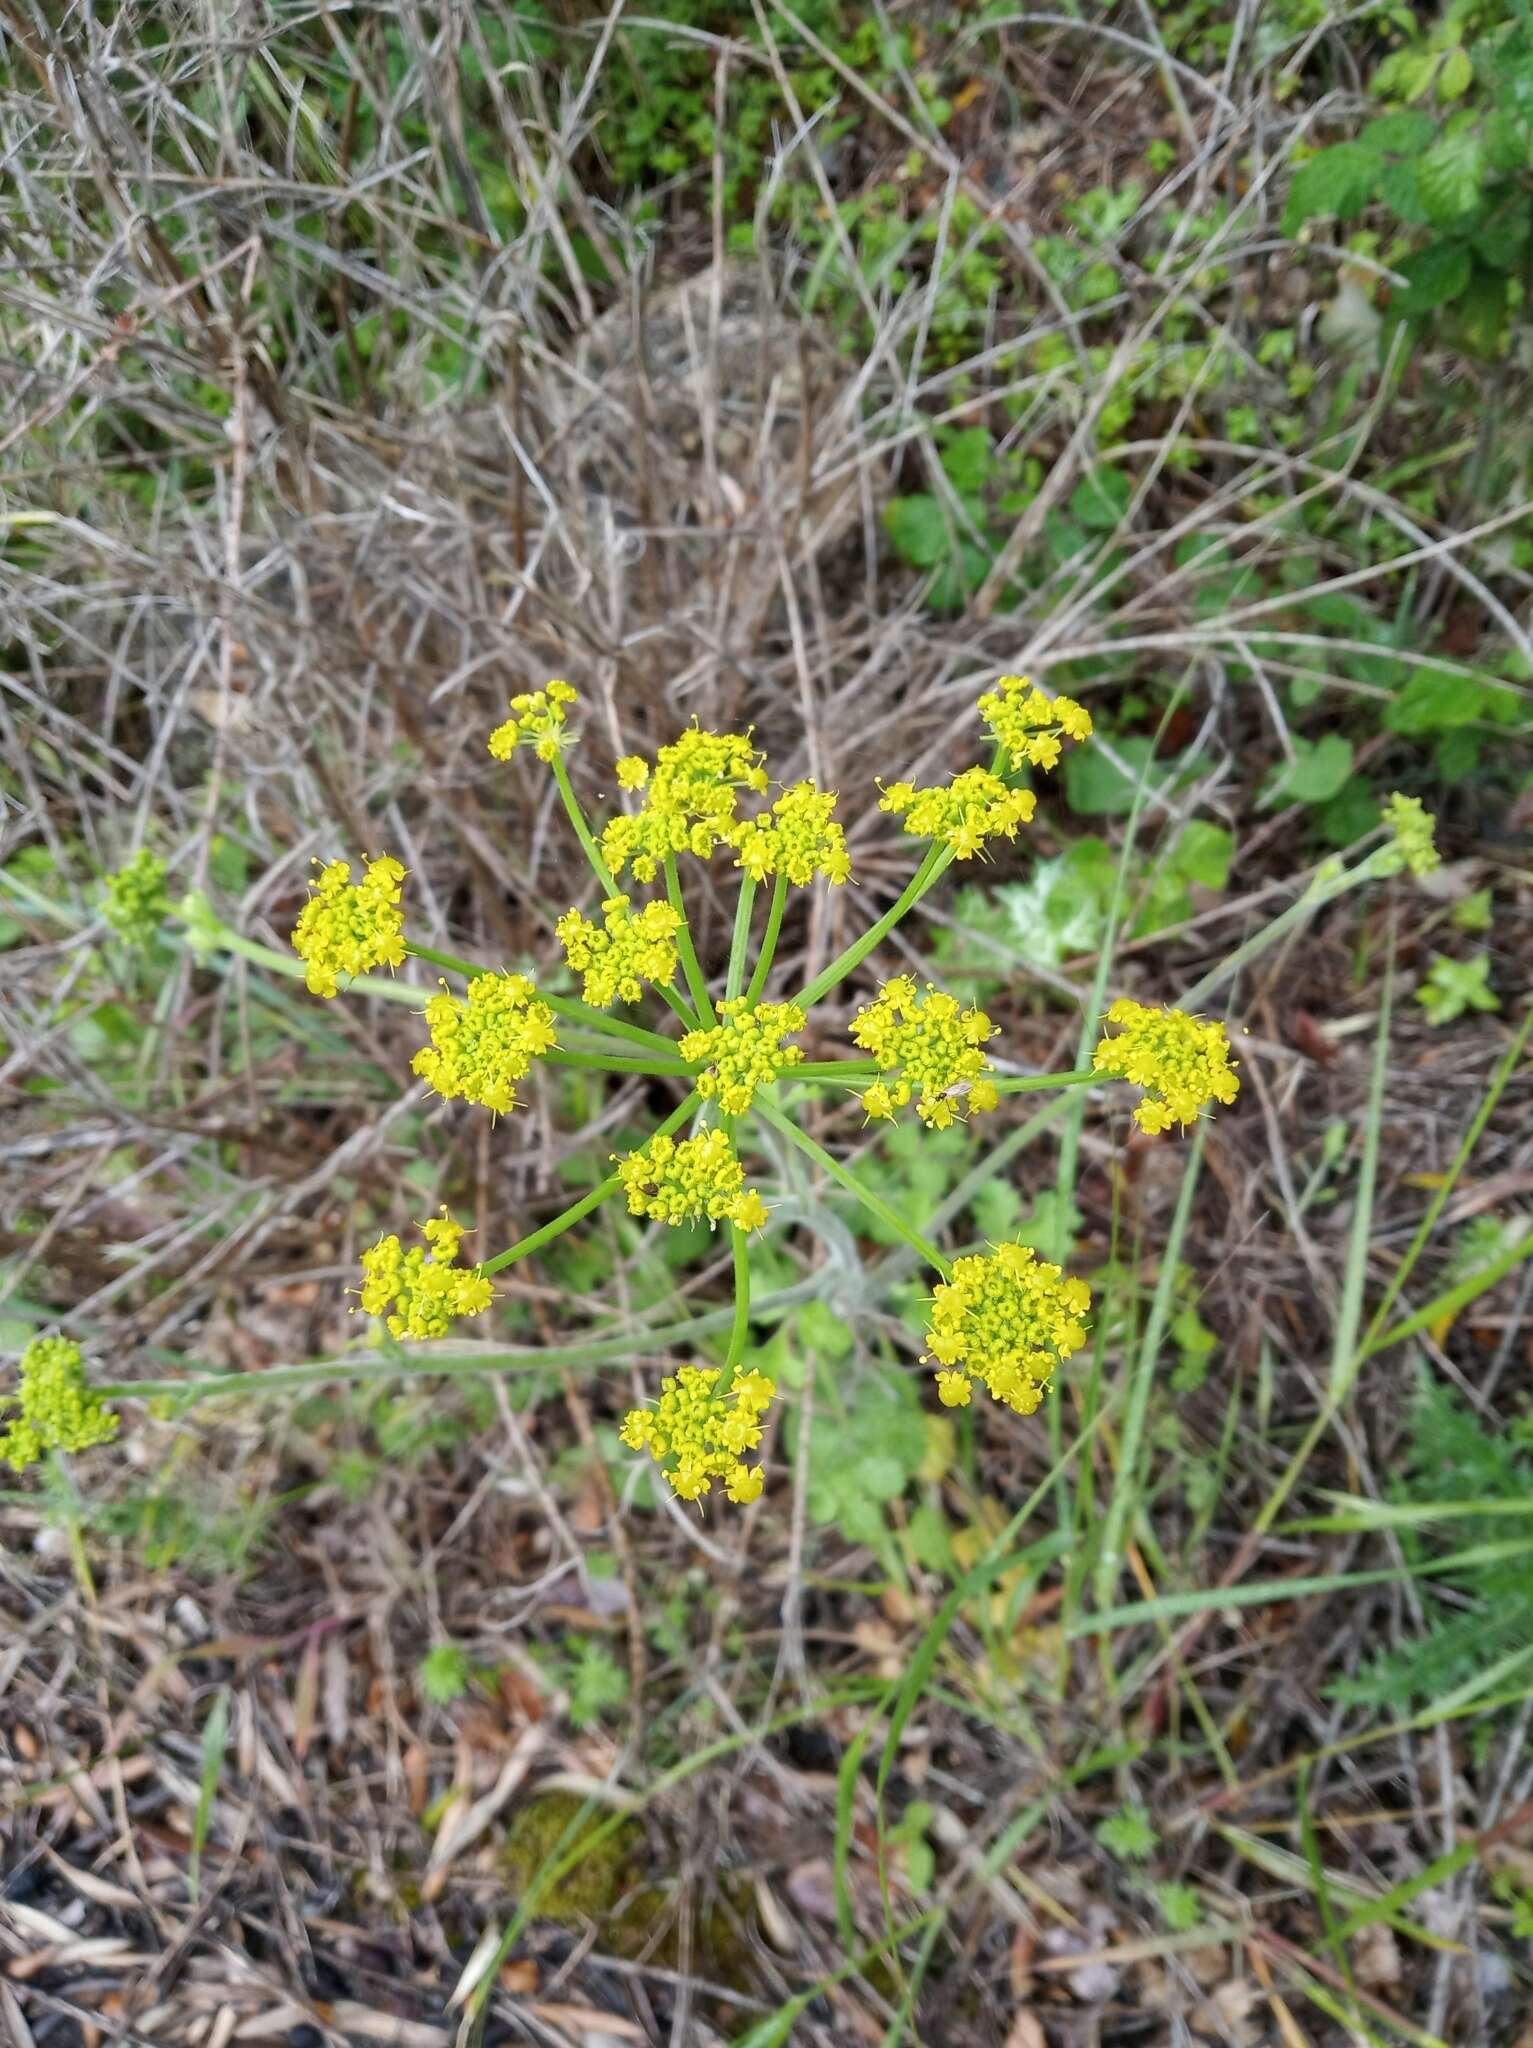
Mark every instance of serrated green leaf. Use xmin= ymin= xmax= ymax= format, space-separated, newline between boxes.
xmin=1283 ymin=143 xmax=1382 ymax=234
xmin=1071 ymin=467 xmax=1132 ymax=530
xmin=1361 ymin=110 xmax=1436 ymax=153
xmin=1418 ymin=128 xmax=1486 ymax=222
xmin=1394 ymin=238 xmax=1471 ymax=314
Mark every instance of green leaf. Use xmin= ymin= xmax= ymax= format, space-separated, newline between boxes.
xmin=1155 ymin=1881 xmax=1204 ymax=1932
xmin=1438 ymin=47 xmax=1473 ymax=100
xmin=1262 ymin=732 xmax=1354 ymax=806
xmin=1416 ymin=953 xmax=1500 ymax=1025
xmin=1393 ymin=239 xmax=1471 ymax=315
xmin=1386 ymin=666 xmax=1484 ymax=733
xmin=419 ymin=1642 xmax=474 ymax=1704
xmin=1064 ymin=736 xmax=1158 ymax=816
xmin=1360 ymin=111 xmax=1437 ymax=153
xmin=884 ymin=495 xmax=949 ymax=568
xmin=1096 ymin=1802 xmax=1158 ymax=1862
xmin=1172 ymin=819 xmax=1234 ymax=890
xmin=940 ymin=426 xmax=994 ymax=496
xmin=1372 ymin=47 xmax=1441 ymax=102
xmin=1071 ymin=467 xmax=1133 ymax=530
xmin=1417 ymin=128 xmax=1486 ymax=223
xmin=1283 ymin=144 xmax=1382 ymax=234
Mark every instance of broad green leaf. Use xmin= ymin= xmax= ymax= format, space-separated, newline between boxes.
xmin=1283 ymin=143 xmax=1382 ymax=233
xmin=1418 ymin=128 xmax=1486 ymax=223
xmin=1438 ymin=47 xmax=1473 ymax=99
xmin=1393 ymin=239 xmax=1471 ymax=315
xmin=884 ymin=495 xmax=949 ymax=568
xmin=1360 ymin=110 xmax=1437 ymax=153
xmin=1071 ymin=467 xmax=1133 ymax=530
xmin=1386 ymin=667 xmax=1485 ymax=733
xmin=1064 ymin=736 xmax=1158 ymax=815
xmin=1262 ymin=732 xmax=1354 ymax=805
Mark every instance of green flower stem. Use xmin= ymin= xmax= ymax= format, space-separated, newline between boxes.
xmin=724 ymin=872 xmax=758 ymax=1003
xmin=539 ymin=992 xmax=679 ymax=1058
xmin=545 ymin=1049 xmax=692 ymax=1077
xmin=793 ymin=1061 xmax=880 ymax=1081
xmin=755 ymin=1095 xmax=952 ymax=1279
xmin=796 ymin=842 xmax=954 ymax=1009
xmin=478 ymin=1088 xmax=701 ymax=1277
xmin=992 ymin=1068 xmax=1098 ymax=1094
xmin=664 ymin=853 xmax=715 ymax=1026
xmin=1177 ymin=859 xmax=1365 ymax=1013
xmin=551 ymin=751 xmax=620 ymax=896
xmin=656 ymin=980 xmax=703 ymax=1031
xmin=745 ymin=873 xmax=789 ymax=1005
xmin=723 ymin=1225 xmax=751 ymax=1380
xmin=406 ymin=939 xmax=491 ymax=980
xmin=198 ymin=923 xmax=425 ymax=1007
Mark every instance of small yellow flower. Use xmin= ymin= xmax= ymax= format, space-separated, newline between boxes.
xmin=924 ymin=1243 xmax=1090 ymax=1415
xmin=680 ymin=998 xmax=806 ymax=1113
xmin=977 ymin=674 xmax=1093 ymax=770
xmin=878 ymin=766 xmax=1036 ymax=858
xmin=615 ymin=755 xmax=650 ymax=791
xmin=619 ymin=1364 xmax=774 ymax=1504
xmin=488 ymin=679 xmax=579 ymax=764
xmin=356 ymin=1209 xmax=494 ymax=1339
xmin=0 ymin=1336 xmax=119 ymax=1472
xmin=291 ymin=854 xmax=407 ymax=998
xmin=615 ymin=1128 xmax=767 ymax=1231
xmin=1091 ymin=999 xmax=1239 ymax=1134
xmin=556 ymin=895 xmax=683 ymax=1008
xmin=412 ymin=973 xmax=558 ymax=1116
xmin=729 ymin=782 xmax=852 ymax=886
xmin=601 ymin=726 xmax=768 ymax=883
xmin=104 ymin=849 xmax=169 ymax=948
xmin=1378 ymin=792 xmax=1440 ymax=879
xmin=850 ymin=976 xmax=998 ymax=1128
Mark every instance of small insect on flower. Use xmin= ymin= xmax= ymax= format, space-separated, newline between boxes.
xmin=850 ymin=976 xmax=999 ymax=1128
xmin=412 ymin=973 xmax=558 ymax=1116
xmin=728 ymin=781 xmax=852 ymax=886
xmin=488 ymin=679 xmax=579 ymax=764
xmin=680 ymin=998 xmax=807 ymax=1113
xmin=1378 ymin=792 xmax=1441 ymax=879
xmin=1 ymin=1336 xmax=119 ymax=1472
xmin=291 ymin=854 xmax=408 ymax=999
xmin=615 ymin=1128 xmax=768 ymax=1231
xmin=104 ymin=848 xmax=170 ymax=948
xmin=355 ymin=1209 xmax=494 ymax=1339
xmin=556 ymin=895 xmax=683 ymax=1008
xmin=976 ymin=675 xmax=1093 ymax=772
xmin=924 ymin=1242 xmax=1091 ymax=1415
xmin=1092 ymin=999 xmax=1240 ymax=1134
xmin=601 ymin=727 xmax=769 ymax=883
xmin=878 ymin=765 xmax=1036 ymax=859
xmin=620 ymin=1365 xmax=775 ymax=1503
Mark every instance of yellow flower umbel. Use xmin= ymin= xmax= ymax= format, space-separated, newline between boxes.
xmin=412 ymin=973 xmax=558 ymax=1116
xmin=1091 ymin=999 xmax=1240 ymax=1134
xmin=615 ymin=1128 xmax=768 ymax=1231
xmin=977 ymin=675 xmax=1093 ymax=771
xmin=850 ymin=976 xmax=999 ymax=1129
xmin=878 ymin=766 xmax=1036 ymax=859
xmin=104 ymin=849 xmax=169 ymax=947
xmin=556 ymin=894 xmax=683 ymax=1008
xmin=601 ymin=727 xmax=768 ymax=883
xmin=729 ymin=782 xmax=852 ymax=886
xmin=925 ymin=1243 xmax=1090 ymax=1415
xmin=680 ymin=998 xmax=806 ymax=1113
xmin=356 ymin=1210 xmax=493 ymax=1339
xmin=0 ymin=1336 xmax=119 ymax=1473
xmin=291 ymin=854 xmax=407 ymax=998
xmin=620 ymin=1365 xmax=775 ymax=1503
xmin=488 ymin=679 xmax=578 ymax=763
xmin=1379 ymin=792 xmax=1441 ymax=879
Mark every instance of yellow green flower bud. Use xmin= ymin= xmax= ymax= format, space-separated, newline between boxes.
xmin=291 ymin=854 xmax=407 ymax=999
xmin=1 ymin=1336 xmax=119 ymax=1472
xmin=488 ymin=679 xmax=579 ymax=764
xmin=680 ymin=998 xmax=806 ymax=1113
xmin=1091 ymin=999 xmax=1239 ymax=1134
xmin=614 ymin=1128 xmax=767 ymax=1231
xmin=976 ymin=674 xmax=1093 ymax=770
xmin=355 ymin=1209 xmax=494 ymax=1339
xmin=924 ymin=1243 xmax=1090 ymax=1415
xmin=412 ymin=973 xmax=558 ymax=1117
xmin=878 ymin=766 xmax=1036 ymax=858
xmin=850 ymin=976 xmax=998 ymax=1128
xmin=619 ymin=1364 xmax=774 ymax=1504
xmin=556 ymin=895 xmax=682 ymax=1008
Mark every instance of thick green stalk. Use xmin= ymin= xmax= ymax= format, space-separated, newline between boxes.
xmin=724 ymin=1226 xmax=751 ymax=1378
xmin=550 ymin=751 xmax=620 ymax=896
xmin=755 ymin=1095 xmax=951 ymax=1277
xmin=724 ymin=872 xmax=758 ymax=1003
xmin=664 ymin=854 xmax=715 ymax=1025
xmin=797 ymin=843 xmax=953 ymax=1009
xmin=545 ymin=1049 xmax=691 ymax=1076
xmin=993 ymin=1067 xmax=1098 ymax=1095
xmin=479 ymin=1088 xmax=700 ymax=1276
xmin=204 ymin=925 xmax=424 ymax=1006
xmin=794 ymin=1060 xmax=879 ymax=1081
xmin=745 ymin=873 xmax=789 ymax=1005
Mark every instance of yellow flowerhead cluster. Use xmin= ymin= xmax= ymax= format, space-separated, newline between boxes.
xmin=0 ymin=1336 xmax=119 ymax=1473
xmin=1091 ymin=999 xmax=1240 ymax=1135
xmin=601 ymin=727 xmax=768 ymax=883
xmin=104 ymin=849 xmax=169 ymax=948
xmin=488 ymin=679 xmax=578 ymax=763
xmin=412 ymin=973 xmax=558 ymax=1116
xmin=878 ymin=766 xmax=1036 ymax=859
xmin=556 ymin=895 xmax=683 ymax=1008
xmin=1379 ymin=792 xmax=1441 ymax=879
xmin=615 ymin=1128 xmax=768 ymax=1232
xmin=850 ymin=976 xmax=999 ymax=1129
xmin=356 ymin=1210 xmax=493 ymax=1339
xmin=291 ymin=854 xmax=407 ymax=999
xmin=730 ymin=782 xmax=852 ymax=886
xmin=620 ymin=1365 xmax=775 ymax=1503
xmin=680 ymin=998 xmax=807 ymax=1113
xmin=925 ymin=1243 xmax=1090 ymax=1414
xmin=977 ymin=675 xmax=1093 ymax=770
